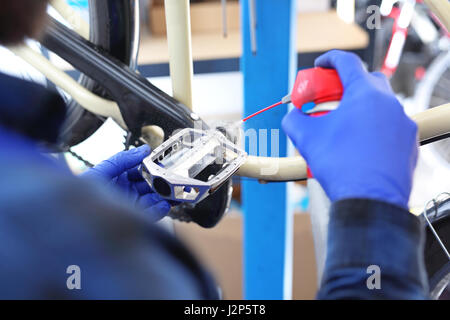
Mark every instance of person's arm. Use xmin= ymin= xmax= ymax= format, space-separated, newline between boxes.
xmin=282 ymin=50 xmax=428 ymax=299
xmin=317 ymin=199 xmax=427 ymax=299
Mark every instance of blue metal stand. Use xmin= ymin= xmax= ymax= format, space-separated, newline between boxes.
xmin=241 ymin=0 xmax=297 ymax=299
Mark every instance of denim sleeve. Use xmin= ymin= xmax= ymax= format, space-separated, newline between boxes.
xmin=317 ymin=199 xmax=429 ymax=300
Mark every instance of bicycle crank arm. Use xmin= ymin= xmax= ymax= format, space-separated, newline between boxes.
xmin=42 ymin=17 xmax=232 ymax=228
xmin=42 ymin=17 xmax=204 ymax=144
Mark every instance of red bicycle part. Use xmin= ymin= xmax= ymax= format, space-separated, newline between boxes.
xmin=381 ymin=6 xmax=409 ymax=77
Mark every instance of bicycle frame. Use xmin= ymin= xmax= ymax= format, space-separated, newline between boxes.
xmin=8 ymin=0 xmax=450 ymax=183
xmin=380 ymin=0 xmax=449 ymax=78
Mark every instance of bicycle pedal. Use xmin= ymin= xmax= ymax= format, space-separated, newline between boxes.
xmin=140 ymin=128 xmax=247 ymax=205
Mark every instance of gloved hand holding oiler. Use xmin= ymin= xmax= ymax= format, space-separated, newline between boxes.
xmin=244 ymin=50 xmax=417 ymax=210
xmin=281 ymin=50 xmax=418 ymax=209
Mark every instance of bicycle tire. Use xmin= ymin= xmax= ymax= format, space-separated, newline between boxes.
xmin=56 ymin=0 xmax=138 ymax=151
xmin=424 ymin=203 xmax=450 ymax=299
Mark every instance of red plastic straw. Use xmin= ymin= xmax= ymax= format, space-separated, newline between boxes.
xmin=242 ymin=101 xmax=283 ymax=122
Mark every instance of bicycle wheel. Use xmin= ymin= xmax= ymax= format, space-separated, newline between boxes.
xmin=423 ymin=196 xmax=450 ymax=299
xmin=56 ymin=0 xmax=139 ymax=151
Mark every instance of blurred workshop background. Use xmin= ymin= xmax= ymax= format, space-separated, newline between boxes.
xmin=1 ymin=0 xmax=449 ymax=299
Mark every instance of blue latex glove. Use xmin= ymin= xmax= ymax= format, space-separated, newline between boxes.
xmin=80 ymin=145 xmax=171 ymax=221
xmin=282 ymin=50 xmax=418 ymax=209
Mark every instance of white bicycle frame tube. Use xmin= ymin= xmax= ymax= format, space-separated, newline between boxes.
xmin=163 ymin=0 xmax=194 ymax=110
xmin=307 ymin=178 xmax=331 ymax=285
xmin=50 ymin=0 xmax=90 ymax=40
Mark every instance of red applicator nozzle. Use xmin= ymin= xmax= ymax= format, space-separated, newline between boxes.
xmin=241 ymin=100 xmax=284 ymax=122
xmin=240 ymin=67 xmax=343 ymax=123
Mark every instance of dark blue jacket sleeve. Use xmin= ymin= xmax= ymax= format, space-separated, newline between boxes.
xmin=0 ymin=151 xmax=219 ymax=299
xmin=317 ymin=199 xmax=429 ymax=300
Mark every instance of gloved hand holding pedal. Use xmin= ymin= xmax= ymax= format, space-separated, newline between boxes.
xmin=80 ymin=145 xmax=171 ymax=222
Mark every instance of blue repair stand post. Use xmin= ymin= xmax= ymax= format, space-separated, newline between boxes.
xmin=240 ymin=0 xmax=297 ymax=299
